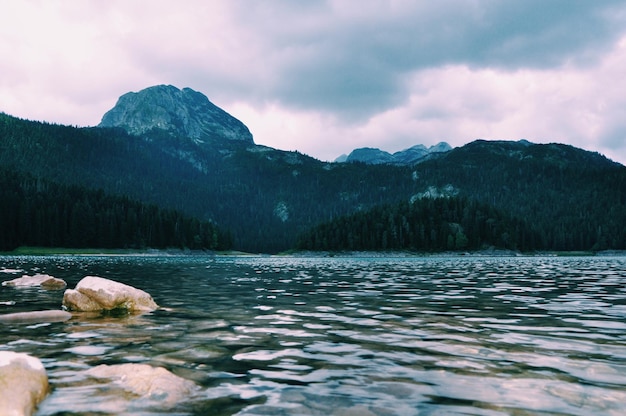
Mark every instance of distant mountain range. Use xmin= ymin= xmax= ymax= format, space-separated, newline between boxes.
xmin=336 ymin=142 xmax=452 ymax=165
xmin=0 ymin=84 xmax=624 ymax=253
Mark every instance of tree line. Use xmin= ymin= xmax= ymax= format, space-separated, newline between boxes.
xmin=0 ymin=169 xmax=231 ymax=252
xmin=296 ymin=196 xmax=542 ymax=252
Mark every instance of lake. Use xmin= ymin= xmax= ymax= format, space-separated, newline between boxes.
xmin=1 ymin=255 xmax=625 ymax=415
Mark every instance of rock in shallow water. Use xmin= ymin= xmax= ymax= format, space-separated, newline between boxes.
xmin=85 ymin=363 xmax=199 ymax=407
xmin=0 ymin=310 xmax=72 ymax=324
xmin=2 ymin=273 xmax=67 ymax=289
xmin=0 ymin=351 xmax=49 ymax=415
xmin=62 ymin=276 xmax=158 ymax=312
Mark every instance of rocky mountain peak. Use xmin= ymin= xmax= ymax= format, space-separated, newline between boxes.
xmin=340 ymin=142 xmax=452 ymax=165
xmin=98 ymin=85 xmax=253 ymax=144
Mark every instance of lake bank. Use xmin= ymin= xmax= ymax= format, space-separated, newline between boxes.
xmin=3 ymin=246 xmax=626 ymax=258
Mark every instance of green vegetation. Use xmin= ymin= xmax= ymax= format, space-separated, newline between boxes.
xmin=0 ymin=113 xmax=421 ymax=252
xmin=417 ymin=141 xmax=626 ymax=251
xmin=2 ymin=246 xmax=144 ymax=255
xmin=296 ymin=196 xmax=538 ymax=252
xmin=0 ymin=168 xmax=231 ymax=252
xmin=1 ymin=113 xmax=625 ymax=253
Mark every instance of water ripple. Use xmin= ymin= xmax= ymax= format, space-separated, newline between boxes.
xmin=1 ymin=255 xmax=626 ymax=414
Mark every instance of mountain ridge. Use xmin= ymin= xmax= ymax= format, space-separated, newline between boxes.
xmin=0 ymin=85 xmax=624 ymax=253
xmin=338 ymin=142 xmax=452 ymax=165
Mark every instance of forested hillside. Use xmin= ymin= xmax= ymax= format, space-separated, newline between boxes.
xmin=300 ymin=140 xmax=626 ymax=253
xmin=0 ymin=168 xmax=230 ymax=251
xmin=296 ymin=196 xmax=539 ymax=252
xmin=410 ymin=141 xmax=626 ymax=251
xmin=0 ymin=113 xmax=420 ymax=252
xmin=1 ymin=111 xmax=625 ymax=253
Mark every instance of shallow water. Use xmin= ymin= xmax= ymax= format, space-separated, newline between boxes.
xmin=1 ymin=255 xmax=626 ymax=415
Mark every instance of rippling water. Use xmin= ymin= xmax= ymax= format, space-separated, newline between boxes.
xmin=1 ymin=255 xmax=626 ymax=415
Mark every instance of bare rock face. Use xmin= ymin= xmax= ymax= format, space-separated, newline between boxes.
xmin=85 ymin=363 xmax=198 ymax=407
xmin=343 ymin=142 xmax=453 ymax=165
xmin=0 ymin=351 xmax=49 ymax=415
xmin=99 ymin=85 xmax=254 ymax=144
xmin=62 ymin=276 xmax=158 ymax=312
xmin=2 ymin=273 xmax=67 ymax=290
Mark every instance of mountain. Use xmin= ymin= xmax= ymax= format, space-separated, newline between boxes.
xmin=344 ymin=147 xmax=394 ymax=164
xmin=0 ymin=109 xmax=421 ymax=252
xmin=303 ymin=140 xmax=626 ymax=252
xmin=99 ymin=85 xmax=253 ymax=145
xmin=1 ymin=85 xmax=625 ymax=253
xmin=340 ymin=142 xmax=452 ymax=165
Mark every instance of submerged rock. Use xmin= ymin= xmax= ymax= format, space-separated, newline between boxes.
xmin=2 ymin=273 xmax=67 ymax=289
xmin=85 ymin=363 xmax=198 ymax=407
xmin=0 ymin=351 xmax=49 ymax=415
xmin=0 ymin=310 xmax=72 ymax=324
xmin=62 ymin=276 xmax=158 ymax=312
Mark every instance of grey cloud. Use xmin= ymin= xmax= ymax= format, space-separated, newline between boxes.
xmin=599 ymin=120 xmax=626 ymax=159
xmin=219 ymin=0 xmax=626 ymax=119
xmin=271 ymin=50 xmax=406 ymax=121
xmin=458 ymin=0 xmax=626 ymax=67
xmin=4 ymin=0 xmax=626 ymax=165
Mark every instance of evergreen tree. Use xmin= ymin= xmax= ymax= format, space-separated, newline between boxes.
xmin=0 ymin=168 xmax=230 ymax=251
xmin=296 ymin=196 xmax=541 ymax=252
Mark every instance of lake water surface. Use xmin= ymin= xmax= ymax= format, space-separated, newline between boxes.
xmin=1 ymin=255 xmax=625 ymax=415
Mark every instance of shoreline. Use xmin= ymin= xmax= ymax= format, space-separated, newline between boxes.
xmin=1 ymin=246 xmax=625 ymax=258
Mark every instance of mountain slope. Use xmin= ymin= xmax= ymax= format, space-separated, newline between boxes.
xmin=0 ymin=167 xmax=229 ymax=251
xmin=1 ymin=85 xmax=625 ymax=253
xmin=296 ymin=196 xmax=540 ymax=252
xmin=0 ymin=111 xmax=421 ymax=252
xmin=411 ymin=140 xmax=626 ymax=250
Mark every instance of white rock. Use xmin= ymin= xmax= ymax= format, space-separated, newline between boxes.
xmin=62 ymin=276 xmax=158 ymax=312
xmin=2 ymin=274 xmax=67 ymax=289
xmin=0 ymin=351 xmax=49 ymax=415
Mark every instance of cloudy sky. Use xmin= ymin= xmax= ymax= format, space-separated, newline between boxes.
xmin=2 ymin=1 xmax=626 ymax=164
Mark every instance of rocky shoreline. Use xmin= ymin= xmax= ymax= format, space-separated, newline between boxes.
xmin=0 ymin=273 xmax=197 ymax=415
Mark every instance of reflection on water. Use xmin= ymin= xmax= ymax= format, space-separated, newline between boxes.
xmin=1 ymin=255 xmax=626 ymax=415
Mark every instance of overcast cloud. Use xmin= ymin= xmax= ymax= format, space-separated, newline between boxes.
xmin=1 ymin=0 xmax=626 ymax=164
